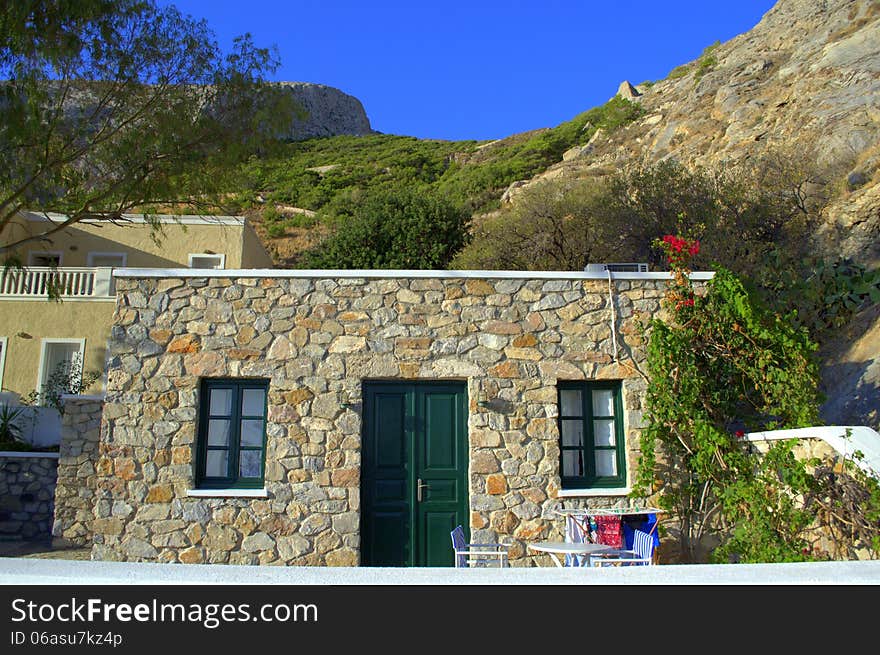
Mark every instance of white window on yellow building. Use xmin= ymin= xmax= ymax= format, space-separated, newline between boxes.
xmin=0 ymin=337 xmax=7 ymax=390
xmin=36 ymin=339 xmax=85 ymax=403
xmin=28 ymin=251 xmax=62 ymax=267
xmin=87 ymin=252 xmax=127 ymax=267
xmin=188 ymin=253 xmax=225 ymax=269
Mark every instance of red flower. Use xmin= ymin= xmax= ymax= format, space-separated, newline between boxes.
xmin=735 ymin=430 xmax=745 ymax=439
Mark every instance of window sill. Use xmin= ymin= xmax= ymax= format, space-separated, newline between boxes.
xmin=557 ymin=487 xmax=630 ymax=498
xmin=186 ymin=488 xmax=268 ymax=498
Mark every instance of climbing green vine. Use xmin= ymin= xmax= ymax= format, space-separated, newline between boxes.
xmin=634 ymin=234 xmax=824 ymax=563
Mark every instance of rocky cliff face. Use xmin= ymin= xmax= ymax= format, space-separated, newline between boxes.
xmin=528 ymin=0 xmax=879 ymax=265
xmin=273 ymin=82 xmax=373 ymax=140
xmin=514 ymin=0 xmax=879 ymax=427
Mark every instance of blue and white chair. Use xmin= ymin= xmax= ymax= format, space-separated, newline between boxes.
xmin=590 ymin=528 xmax=656 ymax=567
xmin=450 ymin=525 xmax=509 ymax=568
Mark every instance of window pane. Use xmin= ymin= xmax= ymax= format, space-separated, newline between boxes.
xmin=240 ymin=419 xmax=264 ymax=447
xmin=562 ymin=450 xmax=584 ymax=477
xmin=209 ymin=388 xmax=233 ymax=415
xmin=559 ymin=389 xmax=582 ymax=416
xmin=560 ymin=420 xmax=584 ymax=447
xmin=239 ymin=449 xmax=262 ymax=478
xmin=42 ymin=342 xmax=82 ymax=397
xmin=593 ymin=419 xmax=616 ymax=447
xmin=190 ymin=254 xmax=223 ymax=269
xmin=595 ymin=450 xmax=617 ymax=477
xmin=90 ymin=254 xmax=125 ymax=267
xmin=592 ymin=389 xmax=615 ymax=416
xmin=30 ymin=253 xmax=61 ymax=266
xmin=205 ymin=450 xmax=228 ymax=477
xmin=242 ymin=388 xmax=265 ymax=416
xmin=207 ymin=419 xmax=231 ymax=446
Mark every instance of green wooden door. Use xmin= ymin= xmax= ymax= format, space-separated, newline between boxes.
xmin=361 ymin=381 xmax=468 ymax=567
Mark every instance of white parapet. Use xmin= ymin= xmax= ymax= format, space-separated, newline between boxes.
xmin=746 ymin=425 xmax=880 ymax=478
xmin=0 ymin=266 xmax=116 ymax=300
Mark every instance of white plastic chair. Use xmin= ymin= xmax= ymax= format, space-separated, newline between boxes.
xmin=450 ymin=525 xmax=508 ymax=568
xmin=590 ymin=528 xmax=656 ymax=567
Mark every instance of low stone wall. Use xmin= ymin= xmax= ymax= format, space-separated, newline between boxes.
xmin=0 ymin=452 xmax=58 ymax=540
xmin=51 ymin=397 xmax=103 ymax=548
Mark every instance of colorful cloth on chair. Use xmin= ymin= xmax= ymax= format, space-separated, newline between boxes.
xmin=623 ymin=513 xmax=660 ymax=550
xmin=595 ymin=515 xmax=623 ymax=548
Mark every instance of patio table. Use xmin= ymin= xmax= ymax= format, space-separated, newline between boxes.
xmin=527 ymin=541 xmax=620 ymax=568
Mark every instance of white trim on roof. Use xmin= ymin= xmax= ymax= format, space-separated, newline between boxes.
xmin=23 ymin=211 xmax=244 ymax=227
xmin=113 ymin=268 xmax=716 ymax=280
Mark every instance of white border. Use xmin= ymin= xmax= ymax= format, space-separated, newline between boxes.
xmin=59 ymin=393 xmax=106 ymax=401
xmin=188 ymin=253 xmax=226 ymax=269
xmin=186 ymin=488 xmax=268 ymax=498
xmin=0 ymin=336 xmax=6 ymax=390
xmin=0 ymin=297 xmax=117 ymax=304
xmin=36 ymin=338 xmax=86 ymax=398
xmin=87 ymin=251 xmax=127 ymax=267
xmin=27 ymin=251 xmax=62 ymax=267
xmin=556 ymin=487 xmax=631 ymax=498
xmin=116 ymin=268 xmax=716 ymax=281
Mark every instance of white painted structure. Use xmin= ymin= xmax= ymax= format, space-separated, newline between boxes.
xmin=746 ymin=425 xmax=880 ymax=478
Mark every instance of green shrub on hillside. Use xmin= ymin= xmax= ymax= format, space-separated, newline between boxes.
xmin=667 ymin=40 xmax=721 ymax=82
xmin=455 ymin=157 xmax=815 ymax=276
xmin=301 ymin=187 xmax=470 ymax=269
xmin=236 ymin=97 xmax=645 ymax=223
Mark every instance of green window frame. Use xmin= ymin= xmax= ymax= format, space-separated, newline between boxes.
xmin=558 ymin=381 xmax=626 ymax=489
xmin=196 ymin=378 xmax=269 ymax=489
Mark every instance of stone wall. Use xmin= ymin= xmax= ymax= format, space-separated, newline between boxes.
xmin=52 ymin=397 xmax=103 ymax=548
xmin=0 ymin=453 xmax=58 ymax=540
xmin=95 ymin=273 xmax=688 ymax=565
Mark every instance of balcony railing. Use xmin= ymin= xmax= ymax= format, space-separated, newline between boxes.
xmin=0 ymin=266 xmax=115 ymax=299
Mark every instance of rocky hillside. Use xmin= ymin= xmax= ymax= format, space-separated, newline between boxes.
xmin=503 ymin=0 xmax=879 ymax=428
xmin=242 ymin=0 xmax=877 ymax=428
xmin=517 ymin=0 xmax=879 ymax=266
xmin=272 ymin=82 xmax=374 ymax=140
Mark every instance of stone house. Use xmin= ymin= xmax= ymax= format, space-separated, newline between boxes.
xmin=56 ymin=268 xmax=713 ymax=566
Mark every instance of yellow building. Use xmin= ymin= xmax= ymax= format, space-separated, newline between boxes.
xmin=0 ymin=212 xmax=273 ymax=402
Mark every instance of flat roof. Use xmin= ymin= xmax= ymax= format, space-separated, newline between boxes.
xmin=114 ymin=268 xmax=716 ymax=280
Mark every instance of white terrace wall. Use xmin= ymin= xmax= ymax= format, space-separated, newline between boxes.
xmin=92 ymin=270 xmax=710 ymax=565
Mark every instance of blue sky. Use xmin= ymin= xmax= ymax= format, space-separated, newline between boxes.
xmin=164 ymin=0 xmax=777 ymax=141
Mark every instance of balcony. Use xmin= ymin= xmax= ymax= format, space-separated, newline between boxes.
xmin=0 ymin=266 xmax=116 ymax=300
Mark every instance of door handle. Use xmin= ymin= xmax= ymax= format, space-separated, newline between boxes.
xmin=417 ymin=478 xmax=429 ymax=502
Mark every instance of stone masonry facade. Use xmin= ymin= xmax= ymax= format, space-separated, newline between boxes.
xmin=52 ymin=397 xmax=103 ymax=547
xmin=93 ymin=272 xmax=690 ymax=565
xmin=0 ymin=453 xmax=58 ymax=540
